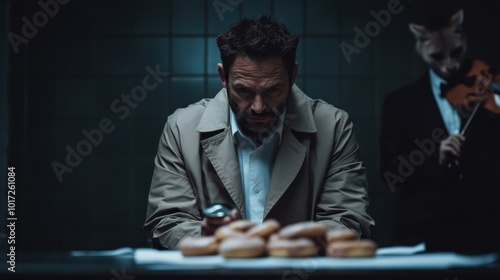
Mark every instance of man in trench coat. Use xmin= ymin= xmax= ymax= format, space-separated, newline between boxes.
xmin=144 ymin=16 xmax=374 ymax=250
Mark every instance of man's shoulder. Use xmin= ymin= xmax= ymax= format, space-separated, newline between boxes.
xmin=310 ymin=99 xmax=348 ymax=119
xmin=167 ymin=98 xmax=212 ymax=126
xmin=292 ymin=86 xmax=347 ymax=118
xmin=300 ymin=99 xmax=351 ymax=133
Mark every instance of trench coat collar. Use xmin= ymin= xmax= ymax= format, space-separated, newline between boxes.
xmin=196 ymin=88 xmax=231 ymax=133
xmin=285 ymin=84 xmax=317 ymax=133
xmin=196 ymin=85 xmax=317 ymax=134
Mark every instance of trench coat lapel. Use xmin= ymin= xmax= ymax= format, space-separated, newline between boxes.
xmin=197 ymin=89 xmax=246 ymax=218
xmin=264 ymin=85 xmax=317 ymax=218
xmin=264 ymin=127 xmax=306 ymax=217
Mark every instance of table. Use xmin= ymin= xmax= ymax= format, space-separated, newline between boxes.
xmin=3 ymin=244 xmax=500 ymax=280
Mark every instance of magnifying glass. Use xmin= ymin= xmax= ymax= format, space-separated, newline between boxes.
xmin=203 ymin=203 xmax=233 ymax=218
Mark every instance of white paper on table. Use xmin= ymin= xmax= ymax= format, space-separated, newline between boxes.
xmin=134 ymin=247 xmax=498 ymax=270
xmin=311 ymin=252 xmax=498 ymax=270
xmin=71 ymin=247 xmax=134 ymax=257
xmin=134 ymin=249 xmax=224 ymax=270
xmin=375 ymin=242 xmax=426 ymax=256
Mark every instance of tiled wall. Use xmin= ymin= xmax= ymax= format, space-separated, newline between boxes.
xmin=7 ymin=0 xmax=500 ymax=251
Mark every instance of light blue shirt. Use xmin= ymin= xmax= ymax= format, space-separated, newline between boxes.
xmin=229 ymin=108 xmax=284 ymax=222
xmin=429 ymin=69 xmax=461 ymax=135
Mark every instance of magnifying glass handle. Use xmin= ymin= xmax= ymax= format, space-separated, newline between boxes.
xmin=203 ymin=203 xmax=233 ymax=218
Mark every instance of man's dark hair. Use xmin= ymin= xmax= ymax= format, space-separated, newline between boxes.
xmin=217 ymin=15 xmax=299 ymax=83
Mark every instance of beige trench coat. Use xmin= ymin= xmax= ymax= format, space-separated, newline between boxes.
xmin=144 ymin=85 xmax=374 ymax=249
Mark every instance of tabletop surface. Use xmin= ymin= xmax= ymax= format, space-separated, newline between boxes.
xmin=4 ymin=244 xmax=500 ymax=280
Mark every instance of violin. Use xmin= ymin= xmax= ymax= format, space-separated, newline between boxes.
xmin=444 ymin=59 xmax=500 ymax=136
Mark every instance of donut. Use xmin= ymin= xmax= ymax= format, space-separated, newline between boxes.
xmin=278 ymin=221 xmax=327 ymax=239
xmin=326 ymin=239 xmax=377 ymax=258
xmin=326 ymin=229 xmax=359 ymax=243
xmin=267 ymin=237 xmax=319 ymax=258
xmin=268 ymin=233 xmax=280 ymax=243
xmin=219 ymin=236 xmax=266 ymax=258
xmin=228 ymin=220 xmax=258 ymax=232
xmin=178 ymin=236 xmax=219 ymax=256
xmin=215 ymin=225 xmax=246 ymax=241
xmin=246 ymin=219 xmax=281 ymax=239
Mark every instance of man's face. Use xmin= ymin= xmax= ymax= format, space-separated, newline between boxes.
xmin=218 ymin=56 xmax=297 ymax=140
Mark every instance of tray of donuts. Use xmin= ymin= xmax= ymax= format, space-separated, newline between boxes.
xmin=178 ymin=219 xmax=377 ymax=258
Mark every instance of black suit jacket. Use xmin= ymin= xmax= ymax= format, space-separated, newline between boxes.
xmin=380 ymin=71 xmax=500 ymax=252
xmin=380 ymin=73 xmax=462 ymax=248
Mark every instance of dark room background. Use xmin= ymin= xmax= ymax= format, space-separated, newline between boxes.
xmin=3 ymin=0 xmax=500 ymax=253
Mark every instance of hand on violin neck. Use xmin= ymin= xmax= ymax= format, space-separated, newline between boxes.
xmin=439 ymin=134 xmax=465 ymax=166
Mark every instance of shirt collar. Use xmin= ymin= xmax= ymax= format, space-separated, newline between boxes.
xmin=229 ymin=107 xmax=285 ymax=145
xmin=429 ymin=69 xmax=447 ymax=98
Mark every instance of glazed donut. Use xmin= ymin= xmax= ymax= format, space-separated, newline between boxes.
xmin=279 ymin=221 xmax=327 ymax=239
xmin=326 ymin=239 xmax=377 ymax=258
xmin=215 ymin=225 xmax=246 ymax=241
xmin=326 ymin=229 xmax=359 ymax=243
xmin=246 ymin=219 xmax=281 ymax=239
xmin=228 ymin=220 xmax=257 ymax=232
xmin=267 ymin=237 xmax=318 ymax=258
xmin=178 ymin=236 xmax=219 ymax=256
xmin=219 ymin=236 xmax=266 ymax=258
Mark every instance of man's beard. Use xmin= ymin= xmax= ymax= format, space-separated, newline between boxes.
xmin=228 ymin=92 xmax=286 ymax=141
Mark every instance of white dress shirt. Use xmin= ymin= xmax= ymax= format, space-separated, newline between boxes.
xmin=430 ymin=69 xmax=461 ymax=135
xmin=229 ymin=108 xmax=284 ymax=222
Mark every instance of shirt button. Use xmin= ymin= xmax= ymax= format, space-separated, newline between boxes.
xmin=253 ymin=187 xmax=260 ymax=193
